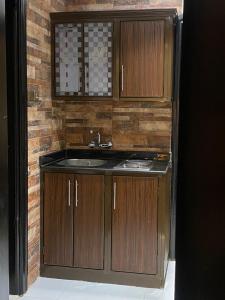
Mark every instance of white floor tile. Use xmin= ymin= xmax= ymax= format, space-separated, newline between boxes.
xmin=15 ymin=297 xmax=47 ymax=300
xmin=59 ymin=283 xmax=147 ymax=300
xmin=144 ymin=262 xmax=175 ymax=300
xmin=18 ymin=261 xmax=175 ymax=300
xmin=24 ymin=277 xmax=66 ymax=300
xmin=10 ymin=296 xmax=45 ymax=300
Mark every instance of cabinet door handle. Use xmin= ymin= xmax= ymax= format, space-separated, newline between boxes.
xmin=113 ymin=182 xmax=116 ymax=210
xmin=68 ymin=179 xmax=71 ymax=207
xmin=121 ymin=65 xmax=124 ymax=92
xmin=75 ymin=180 xmax=78 ymax=207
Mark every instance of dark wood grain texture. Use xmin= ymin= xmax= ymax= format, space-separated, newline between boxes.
xmin=74 ymin=174 xmax=104 ymax=269
xmin=120 ymin=20 xmax=164 ymax=98
xmin=41 ymin=169 xmax=171 ymax=288
xmin=158 ymin=170 xmax=171 ymax=281
xmin=41 ymin=264 xmax=162 ymax=288
xmin=112 ymin=176 xmax=158 ymax=274
xmin=44 ymin=173 xmax=74 ymax=267
xmin=50 ymin=10 xmax=177 ymax=22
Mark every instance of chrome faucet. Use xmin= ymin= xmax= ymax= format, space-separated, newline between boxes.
xmin=88 ymin=130 xmax=112 ymax=149
xmin=88 ymin=130 xmax=101 ymax=148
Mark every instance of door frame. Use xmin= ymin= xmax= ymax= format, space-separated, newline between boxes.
xmin=6 ymin=0 xmax=28 ymax=295
xmin=0 ymin=0 xmax=9 ymax=299
xmin=170 ymin=16 xmax=183 ymax=260
xmin=175 ymin=0 xmax=225 ymax=299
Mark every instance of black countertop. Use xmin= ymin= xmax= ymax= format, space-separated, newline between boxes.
xmin=40 ymin=149 xmax=170 ymax=175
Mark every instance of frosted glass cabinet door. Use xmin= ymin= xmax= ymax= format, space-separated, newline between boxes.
xmin=55 ymin=23 xmax=83 ymax=96
xmin=84 ymin=22 xmax=113 ymax=97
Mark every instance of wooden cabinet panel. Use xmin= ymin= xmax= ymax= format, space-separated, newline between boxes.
xmin=112 ymin=176 xmax=158 ymax=274
xmin=74 ymin=175 xmax=104 ymax=269
xmin=44 ymin=173 xmax=74 ymax=266
xmin=120 ymin=20 xmax=165 ymax=98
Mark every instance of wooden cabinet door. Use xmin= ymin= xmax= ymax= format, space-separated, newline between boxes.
xmin=112 ymin=176 xmax=158 ymax=274
xmin=120 ymin=20 xmax=165 ymax=98
xmin=74 ymin=175 xmax=104 ymax=269
xmin=44 ymin=173 xmax=74 ymax=266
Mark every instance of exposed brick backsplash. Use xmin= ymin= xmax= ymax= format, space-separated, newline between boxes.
xmin=27 ymin=0 xmax=67 ymax=286
xmin=64 ymin=101 xmax=172 ymax=152
xmin=27 ymin=0 xmax=182 ymax=287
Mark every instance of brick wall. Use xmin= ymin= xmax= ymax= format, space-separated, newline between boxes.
xmin=64 ymin=101 xmax=172 ymax=152
xmin=27 ymin=0 xmax=66 ymax=286
xmin=27 ymin=0 xmax=183 ymax=287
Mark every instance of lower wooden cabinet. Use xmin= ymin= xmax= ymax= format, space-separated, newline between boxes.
xmin=74 ymin=175 xmax=104 ymax=269
xmin=44 ymin=173 xmax=74 ymax=267
xmin=42 ymin=171 xmax=170 ymax=288
xmin=43 ymin=173 xmax=104 ymax=269
xmin=112 ymin=176 xmax=158 ymax=274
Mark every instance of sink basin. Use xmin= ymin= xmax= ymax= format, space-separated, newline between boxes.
xmin=114 ymin=160 xmax=153 ymax=171
xmin=56 ymin=159 xmax=107 ymax=167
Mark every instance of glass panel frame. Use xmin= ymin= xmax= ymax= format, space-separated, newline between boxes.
xmin=84 ymin=22 xmax=113 ymax=97
xmin=55 ymin=23 xmax=83 ymax=96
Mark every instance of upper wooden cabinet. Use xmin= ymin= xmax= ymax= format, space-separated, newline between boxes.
xmin=51 ymin=10 xmax=176 ymax=101
xmin=120 ymin=21 xmax=164 ymax=98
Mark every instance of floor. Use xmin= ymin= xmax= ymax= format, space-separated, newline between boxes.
xmin=10 ymin=262 xmax=175 ymax=300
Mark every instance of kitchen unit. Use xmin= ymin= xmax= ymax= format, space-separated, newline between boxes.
xmin=40 ymin=151 xmax=171 ymax=288
xmin=40 ymin=8 xmax=176 ymax=289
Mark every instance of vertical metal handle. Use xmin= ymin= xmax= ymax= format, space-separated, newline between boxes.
xmin=113 ymin=182 xmax=116 ymax=210
xmin=75 ymin=180 xmax=78 ymax=207
xmin=85 ymin=64 xmax=88 ymax=92
xmin=68 ymin=179 xmax=71 ymax=207
xmin=121 ymin=65 xmax=124 ymax=92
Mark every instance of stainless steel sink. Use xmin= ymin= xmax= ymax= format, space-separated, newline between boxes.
xmin=114 ymin=160 xmax=153 ymax=171
xmin=56 ymin=159 xmax=107 ymax=167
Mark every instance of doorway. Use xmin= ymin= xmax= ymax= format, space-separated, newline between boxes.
xmin=4 ymin=1 xmax=225 ymax=300
xmin=6 ymin=0 xmax=28 ymax=296
xmin=0 ymin=0 xmax=9 ymax=298
xmin=6 ymin=1 xmax=181 ymax=299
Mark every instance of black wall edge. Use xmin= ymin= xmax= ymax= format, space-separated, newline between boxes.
xmin=175 ymin=0 xmax=225 ymax=299
xmin=0 ymin=0 xmax=9 ymax=299
xmin=7 ymin=0 xmax=28 ymax=295
xmin=170 ymin=15 xmax=183 ymax=260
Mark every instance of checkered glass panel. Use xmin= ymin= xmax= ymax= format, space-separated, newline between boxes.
xmin=84 ymin=22 xmax=113 ymax=97
xmin=55 ymin=23 xmax=83 ymax=96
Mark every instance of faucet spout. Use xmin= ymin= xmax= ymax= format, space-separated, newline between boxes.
xmin=97 ymin=132 xmax=101 ymax=145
